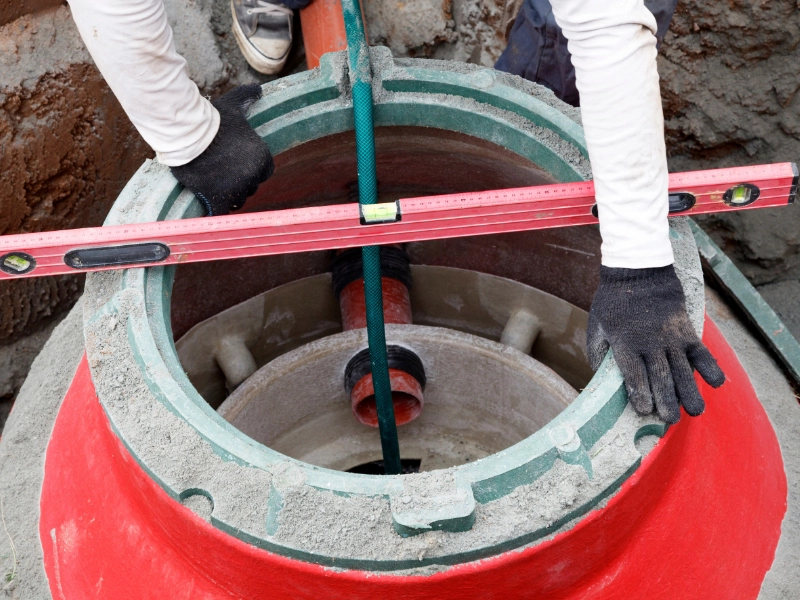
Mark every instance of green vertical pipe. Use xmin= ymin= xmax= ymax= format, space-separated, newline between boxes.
xmin=341 ymin=0 xmax=402 ymax=475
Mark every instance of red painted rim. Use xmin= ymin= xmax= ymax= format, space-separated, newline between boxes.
xmin=40 ymin=316 xmax=787 ymax=599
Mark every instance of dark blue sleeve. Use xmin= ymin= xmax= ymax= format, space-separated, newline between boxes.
xmin=495 ymin=0 xmax=677 ymax=107
xmin=283 ymin=0 xmax=313 ymax=9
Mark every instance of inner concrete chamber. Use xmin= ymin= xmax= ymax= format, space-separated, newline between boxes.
xmin=173 ymin=125 xmax=600 ymax=472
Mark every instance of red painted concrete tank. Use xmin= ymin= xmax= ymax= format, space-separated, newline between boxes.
xmin=36 ymin=320 xmax=788 ymax=599
xmin=0 ymin=48 xmax=798 ymax=600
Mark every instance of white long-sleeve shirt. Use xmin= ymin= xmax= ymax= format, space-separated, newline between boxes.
xmin=67 ymin=0 xmax=219 ymax=166
xmin=551 ymin=0 xmax=673 ymax=268
xmin=67 ymin=0 xmax=673 ymax=268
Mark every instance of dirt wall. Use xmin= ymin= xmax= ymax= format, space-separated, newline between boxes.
xmin=659 ymin=0 xmax=800 ymax=336
xmin=0 ymin=1 xmax=271 ymax=426
xmin=364 ymin=0 xmax=511 ymax=66
xmin=0 ymin=0 xmax=63 ymax=28
xmin=0 ymin=8 xmax=148 ymax=424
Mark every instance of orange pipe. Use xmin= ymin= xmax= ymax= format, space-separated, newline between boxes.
xmin=350 ymin=369 xmax=424 ymax=427
xmin=339 ymin=277 xmax=412 ymax=331
xmin=337 ymin=253 xmax=423 ymax=428
xmin=339 ymin=276 xmax=423 ymax=427
xmin=299 ymin=0 xmax=367 ymax=69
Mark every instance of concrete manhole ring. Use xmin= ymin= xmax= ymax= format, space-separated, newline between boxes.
xmin=1 ymin=46 xmax=795 ymax=599
xmin=80 ymin=49 xmax=705 ymax=570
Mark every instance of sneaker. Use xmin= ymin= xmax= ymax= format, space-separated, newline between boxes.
xmin=231 ymin=0 xmax=294 ymax=75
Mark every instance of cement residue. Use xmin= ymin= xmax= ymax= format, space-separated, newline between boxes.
xmin=0 ymin=312 xmax=66 ymax=434
xmin=669 ymin=216 xmax=705 ymax=335
xmin=83 ymin=274 xmax=275 ymax=540
xmin=0 ymin=298 xmax=86 ymax=600
xmin=272 ymin=404 xmax=655 ymax=566
xmin=704 ymin=289 xmax=800 ymax=599
xmin=181 ymin=493 xmax=214 ymax=523
xmin=388 ymin=52 xmax=583 ymax=125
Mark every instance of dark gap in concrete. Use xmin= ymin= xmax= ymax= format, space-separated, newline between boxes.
xmin=0 ymin=395 xmax=13 ymax=436
xmin=348 ymin=458 xmax=422 ymax=475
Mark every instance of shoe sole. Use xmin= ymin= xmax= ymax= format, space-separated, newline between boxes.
xmin=231 ymin=0 xmax=291 ymax=75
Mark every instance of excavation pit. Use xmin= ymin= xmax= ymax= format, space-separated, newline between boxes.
xmin=1 ymin=47 xmax=795 ymax=600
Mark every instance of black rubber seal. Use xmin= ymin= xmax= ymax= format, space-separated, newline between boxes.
xmin=64 ymin=242 xmax=170 ymax=269
xmin=331 ymin=246 xmax=412 ymax=297
xmin=344 ymin=345 xmax=426 ymax=395
xmin=592 ymin=192 xmax=696 ymax=218
xmin=668 ymin=192 xmax=697 ymax=213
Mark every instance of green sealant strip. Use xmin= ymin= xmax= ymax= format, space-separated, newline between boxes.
xmin=342 ymin=0 xmax=402 ymax=475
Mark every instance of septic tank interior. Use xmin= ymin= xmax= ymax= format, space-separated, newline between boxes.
xmin=171 ymin=125 xmax=597 ymax=473
xmin=164 ymin=50 xmax=604 ymax=476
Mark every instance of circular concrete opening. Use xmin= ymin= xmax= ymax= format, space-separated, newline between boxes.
xmin=81 ymin=51 xmax=697 ymax=568
xmin=219 ymin=325 xmax=578 ymax=472
xmin=178 ymin=262 xmax=589 ymax=472
xmin=175 ymin=264 xmax=593 ymax=472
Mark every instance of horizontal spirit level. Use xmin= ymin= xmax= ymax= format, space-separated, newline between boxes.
xmin=0 ymin=162 xmax=796 ymax=280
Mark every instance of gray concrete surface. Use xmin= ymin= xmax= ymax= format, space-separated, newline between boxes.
xmin=220 ymin=325 xmax=579 ymax=471
xmin=0 ymin=299 xmax=85 ymax=599
xmin=757 ymin=279 xmax=800 ymax=342
xmin=705 ymin=290 xmax=800 ymax=599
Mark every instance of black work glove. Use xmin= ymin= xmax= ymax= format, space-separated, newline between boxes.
xmin=587 ymin=265 xmax=726 ymax=424
xmin=171 ymin=84 xmax=274 ymax=216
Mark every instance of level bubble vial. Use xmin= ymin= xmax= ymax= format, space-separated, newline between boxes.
xmin=1 ymin=252 xmax=35 ymax=275
xmin=723 ymin=183 xmax=760 ymax=207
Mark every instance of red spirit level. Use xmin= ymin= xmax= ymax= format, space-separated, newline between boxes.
xmin=0 ymin=162 xmax=795 ymax=280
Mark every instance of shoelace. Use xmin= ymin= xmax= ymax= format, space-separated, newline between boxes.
xmin=245 ymin=1 xmax=293 ymax=18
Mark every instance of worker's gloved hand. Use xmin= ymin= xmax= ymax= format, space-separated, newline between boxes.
xmin=587 ymin=265 xmax=726 ymax=424
xmin=171 ymin=84 xmax=273 ymax=216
